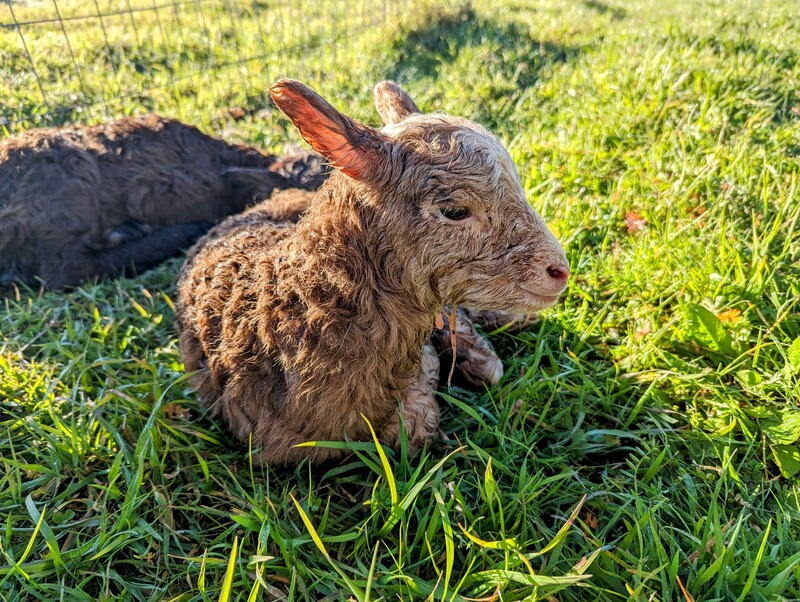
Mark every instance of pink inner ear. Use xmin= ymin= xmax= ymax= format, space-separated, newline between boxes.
xmin=270 ymin=83 xmax=378 ymax=181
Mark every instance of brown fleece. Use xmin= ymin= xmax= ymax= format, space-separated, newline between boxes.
xmin=0 ymin=115 xmax=329 ymax=289
xmin=176 ymin=79 xmax=570 ymax=465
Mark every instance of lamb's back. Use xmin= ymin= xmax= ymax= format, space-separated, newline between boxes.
xmin=0 ymin=115 xmax=277 ymax=228
xmin=177 ymin=205 xmax=296 ymax=412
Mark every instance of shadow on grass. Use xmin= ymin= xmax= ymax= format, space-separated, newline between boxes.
xmin=488 ymin=317 xmax=654 ymax=463
xmin=582 ymin=0 xmax=627 ymax=21
xmin=663 ymin=28 xmax=800 ymax=126
xmin=388 ymin=4 xmax=583 ymax=84
xmin=384 ymin=4 xmax=585 ymax=131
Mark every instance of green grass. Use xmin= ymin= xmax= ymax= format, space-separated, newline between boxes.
xmin=1 ymin=0 xmax=800 ymax=599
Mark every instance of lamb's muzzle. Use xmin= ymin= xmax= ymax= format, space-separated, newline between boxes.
xmin=176 ymin=78 xmax=569 ymax=465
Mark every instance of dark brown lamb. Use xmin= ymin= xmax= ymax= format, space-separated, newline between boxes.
xmin=176 ymin=79 xmax=570 ymax=465
xmin=0 ymin=115 xmax=329 ymax=290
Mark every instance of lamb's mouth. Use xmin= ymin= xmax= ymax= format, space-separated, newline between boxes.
xmin=516 ymin=286 xmax=562 ymax=309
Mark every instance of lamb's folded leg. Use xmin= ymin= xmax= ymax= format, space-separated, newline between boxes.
xmin=38 ymin=222 xmax=212 ymax=289
xmin=382 ymin=342 xmax=441 ymax=454
xmin=430 ymin=307 xmax=504 ymax=387
xmin=101 ymin=220 xmax=153 ymax=248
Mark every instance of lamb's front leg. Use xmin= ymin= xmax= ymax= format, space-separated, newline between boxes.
xmin=431 ymin=307 xmax=504 ymax=387
xmin=382 ymin=343 xmax=441 ymax=454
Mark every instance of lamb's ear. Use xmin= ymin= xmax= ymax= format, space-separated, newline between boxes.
xmin=373 ymin=81 xmax=420 ymax=125
xmin=269 ymin=79 xmax=387 ymax=181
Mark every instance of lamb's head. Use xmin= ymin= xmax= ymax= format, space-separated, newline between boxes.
xmin=269 ymin=79 xmax=569 ymax=313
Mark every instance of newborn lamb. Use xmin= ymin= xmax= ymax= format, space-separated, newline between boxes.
xmin=176 ymin=79 xmax=569 ymax=465
xmin=0 ymin=115 xmax=328 ymax=290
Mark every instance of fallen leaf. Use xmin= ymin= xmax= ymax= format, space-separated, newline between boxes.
xmin=434 ymin=313 xmax=445 ymax=330
xmin=624 ymin=211 xmax=646 ymax=234
xmin=508 ymin=399 xmax=525 ymax=420
xmin=716 ymin=308 xmax=742 ymax=323
xmin=164 ymin=403 xmax=190 ymax=420
xmin=447 ymin=305 xmax=458 ymax=389
xmin=688 ymin=519 xmax=733 ymax=562
xmin=228 ymin=106 xmax=246 ymax=120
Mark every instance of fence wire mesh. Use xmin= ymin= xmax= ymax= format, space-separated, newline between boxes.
xmin=1 ymin=0 xmax=448 ymax=136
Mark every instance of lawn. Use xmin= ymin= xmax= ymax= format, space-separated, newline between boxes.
xmin=1 ymin=0 xmax=799 ymax=600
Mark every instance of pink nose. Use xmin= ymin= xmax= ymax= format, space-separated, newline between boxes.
xmin=546 ymin=264 xmax=570 ymax=282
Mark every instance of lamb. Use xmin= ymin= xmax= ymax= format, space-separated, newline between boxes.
xmin=176 ymin=79 xmax=570 ymax=465
xmin=0 ymin=115 xmax=329 ymax=290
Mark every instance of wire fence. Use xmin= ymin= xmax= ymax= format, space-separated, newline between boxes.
xmin=1 ymin=0 xmax=448 ymax=136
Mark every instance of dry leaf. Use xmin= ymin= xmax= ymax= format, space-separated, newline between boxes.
xmin=228 ymin=106 xmax=246 ymax=120
xmin=716 ymin=308 xmax=742 ymax=323
xmin=583 ymin=509 xmax=599 ymax=531
xmin=508 ymin=399 xmax=525 ymax=420
xmin=434 ymin=312 xmax=445 ymax=330
xmin=164 ymin=403 xmax=190 ymax=420
xmin=624 ymin=211 xmax=646 ymax=234
xmin=688 ymin=519 xmax=733 ymax=562
xmin=447 ymin=305 xmax=458 ymax=389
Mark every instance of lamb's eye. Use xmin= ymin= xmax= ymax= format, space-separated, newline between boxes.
xmin=439 ymin=206 xmax=471 ymax=221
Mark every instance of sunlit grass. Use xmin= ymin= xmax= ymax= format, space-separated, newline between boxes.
xmin=1 ymin=0 xmax=799 ymax=599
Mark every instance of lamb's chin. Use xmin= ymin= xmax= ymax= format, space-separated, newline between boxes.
xmin=459 ymin=289 xmax=561 ymax=314
xmin=515 ymin=287 xmax=562 ymax=311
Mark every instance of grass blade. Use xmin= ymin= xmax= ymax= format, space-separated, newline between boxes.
xmin=218 ymin=536 xmax=238 ymax=602
xmin=736 ymin=519 xmax=772 ymax=602
xmin=362 ymin=413 xmax=398 ymax=507
xmin=433 ymin=489 xmax=455 ymax=600
xmin=291 ymin=494 xmax=366 ymax=601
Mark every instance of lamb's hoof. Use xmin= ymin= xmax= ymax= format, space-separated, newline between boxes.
xmin=104 ymin=221 xmax=153 ymax=248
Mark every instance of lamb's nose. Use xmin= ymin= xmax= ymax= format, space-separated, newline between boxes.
xmin=546 ymin=263 xmax=570 ymax=282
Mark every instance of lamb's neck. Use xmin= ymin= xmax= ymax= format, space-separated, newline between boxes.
xmin=289 ymin=200 xmax=438 ymax=367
